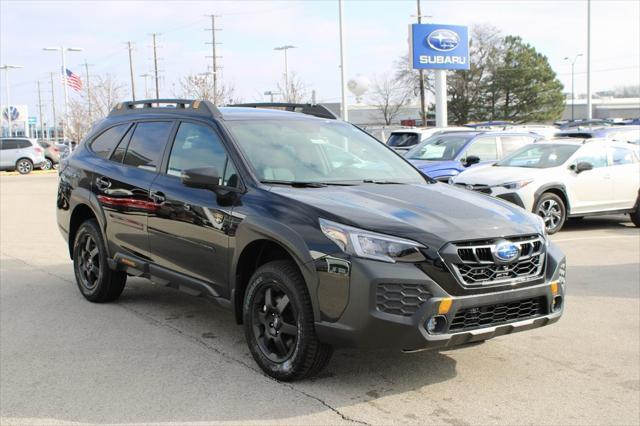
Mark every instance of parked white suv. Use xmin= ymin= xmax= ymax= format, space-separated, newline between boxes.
xmin=0 ymin=138 xmax=46 ymax=174
xmin=450 ymin=139 xmax=640 ymax=233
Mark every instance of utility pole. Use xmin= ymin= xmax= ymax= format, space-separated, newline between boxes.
xmin=81 ymin=60 xmax=93 ymax=122
xmin=50 ymin=72 xmax=58 ymax=141
xmin=140 ymin=73 xmax=152 ymax=98
xmin=416 ymin=0 xmax=427 ymax=126
xmin=564 ymin=54 xmax=582 ymax=122
xmin=338 ymin=0 xmax=348 ymax=121
xmin=0 ymin=64 xmax=24 ymax=137
xmin=151 ymin=33 xmax=160 ymax=99
xmin=125 ymin=41 xmax=136 ymax=101
xmin=205 ymin=14 xmax=222 ymax=105
xmin=586 ymin=0 xmax=592 ymax=120
xmin=37 ymin=81 xmax=44 ymax=139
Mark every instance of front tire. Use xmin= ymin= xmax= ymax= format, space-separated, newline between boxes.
xmin=535 ymin=193 xmax=566 ymax=234
xmin=631 ymin=203 xmax=640 ymax=227
xmin=243 ymin=260 xmax=333 ymax=381
xmin=16 ymin=158 xmax=33 ymax=175
xmin=73 ymin=219 xmax=126 ymax=302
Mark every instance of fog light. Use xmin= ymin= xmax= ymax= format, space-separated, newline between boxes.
xmin=426 ymin=315 xmax=447 ymax=334
xmin=552 ymin=295 xmax=563 ymax=312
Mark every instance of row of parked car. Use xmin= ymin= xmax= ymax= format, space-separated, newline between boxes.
xmin=385 ymin=123 xmax=640 ymax=233
xmin=0 ymin=137 xmax=72 ymax=174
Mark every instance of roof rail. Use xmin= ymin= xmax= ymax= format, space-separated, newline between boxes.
xmin=228 ymin=103 xmax=338 ymax=120
xmin=109 ymin=99 xmax=222 ymax=119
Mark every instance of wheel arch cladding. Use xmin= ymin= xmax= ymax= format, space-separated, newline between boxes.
xmin=68 ymin=203 xmax=102 ymax=259
xmin=231 ymin=217 xmax=320 ymax=325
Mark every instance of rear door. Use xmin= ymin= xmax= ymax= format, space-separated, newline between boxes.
xmin=147 ymin=120 xmax=241 ymax=296
xmin=0 ymin=139 xmax=19 ymax=167
xmin=608 ymin=146 xmax=640 ymax=209
xmin=91 ymin=120 xmax=175 ymax=259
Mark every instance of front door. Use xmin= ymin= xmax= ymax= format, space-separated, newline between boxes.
xmin=567 ymin=145 xmax=613 ymax=214
xmin=147 ymin=121 xmax=240 ymax=297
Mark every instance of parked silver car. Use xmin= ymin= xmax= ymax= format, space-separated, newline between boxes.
xmin=36 ymin=140 xmax=62 ymax=170
xmin=0 ymin=138 xmax=46 ymax=174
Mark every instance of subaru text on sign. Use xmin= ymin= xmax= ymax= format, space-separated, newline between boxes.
xmin=409 ymin=23 xmax=470 ymax=70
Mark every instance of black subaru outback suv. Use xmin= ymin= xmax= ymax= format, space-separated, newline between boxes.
xmin=57 ymin=100 xmax=566 ymax=381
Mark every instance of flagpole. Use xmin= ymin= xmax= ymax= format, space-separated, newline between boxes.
xmin=60 ymin=48 xmax=70 ymax=144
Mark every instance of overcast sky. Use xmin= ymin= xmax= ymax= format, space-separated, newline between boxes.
xmin=1 ymin=0 xmax=639 ymax=121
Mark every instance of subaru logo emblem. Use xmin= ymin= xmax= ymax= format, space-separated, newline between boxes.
xmin=493 ymin=240 xmax=520 ymax=262
xmin=426 ymin=29 xmax=460 ymax=52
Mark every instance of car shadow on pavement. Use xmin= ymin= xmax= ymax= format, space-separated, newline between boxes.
xmin=560 ymin=214 xmax=635 ymax=232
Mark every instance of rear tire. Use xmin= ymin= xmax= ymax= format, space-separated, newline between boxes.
xmin=243 ymin=260 xmax=333 ymax=381
xmin=631 ymin=203 xmax=640 ymax=228
xmin=72 ymin=219 xmax=126 ymax=302
xmin=16 ymin=158 xmax=33 ymax=175
xmin=41 ymin=158 xmax=54 ymax=170
xmin=535 ymin=193 xmax=566 ymax=234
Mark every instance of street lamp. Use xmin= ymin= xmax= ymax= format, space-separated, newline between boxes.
xmin=264 ymin=90 xmax=281 ymax=103
xmin=564 ymin=54 xmax=583 ymax=121
xmin=43 ymin=46 xmax=83 ymax=142
xmin=274 ymin=45 xmax=296 ymax=100
xmin=0 ymin=64 xmax=24 ymax=137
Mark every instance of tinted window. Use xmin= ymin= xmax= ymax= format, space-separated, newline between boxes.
xmin=501 ymin=135 xmax=535 ymax=156
xmin=1 ymin=140 xmax=17 ymax=150
xmin=407 ymin=135 xmax=471 ymax=161
xmin=110 ymin=126 xmax=134 ymax=163
xmin=38 ymin=141 xmax=50 ymax=148
xmin=610 ymin=147 xmax=636 ymax=165
xmin=465 ymin=137 xmax=498 ymax=161
xmin=167 ymin=122 xmax=227 ymax=178
xmin=17 ymin=140 xmax=32 ymax=148
xmin=123 ymin=121 xmax=173 ymax=171
xmin=387 ymin=133 xmax=419 ymax=147
xmin=90 ymin=124 xmax=129 ymax=159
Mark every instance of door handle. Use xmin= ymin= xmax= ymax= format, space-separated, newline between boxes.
xmin=95 ymin=176 xmax=111 ymax=191
xmin=150 ymin=191 xmax=166 ymax=204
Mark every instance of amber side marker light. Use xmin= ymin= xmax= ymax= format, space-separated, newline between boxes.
xmin=550 ymin=281 xmax=559 ymax=295
xmin=121 ymin=258 xmax=136 ymax=267
xmin=438 ymin=298 xmax=452 ymax=315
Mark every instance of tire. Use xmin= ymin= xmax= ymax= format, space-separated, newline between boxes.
xmin=534 ymin=192 xmax=566 ymax=234
xmin=631 ymin=203 xmax=640 ymax=228
xmin=72 ymin=219 xmax=126 ymax=303
xmin=243 ymin=260 xmax=333 ymax=381
xmin=41 ymin=158 xmax=53 ymax=170
xmin=15 ymin=158 xmax=33 ymax=175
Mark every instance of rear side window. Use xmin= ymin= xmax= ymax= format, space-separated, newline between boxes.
xmin=123 ymin=121 xmax=173 ymax=171
xmin=387 ymin=133 xmax=419 ymax=147
xmin=17 ymin=139 xmax=32 ymax=148
xmin=1 ymin=140 xmax=18 ymax=150
xmin=90 ymin=124 xmax=129 ymax=158
xmin=610 ymin=147 xmax=637 ymax=165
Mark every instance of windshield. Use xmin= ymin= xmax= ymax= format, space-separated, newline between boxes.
xmin=406 ymin=135 xmax=471 ymax=161
xmin=496 ymin=144 xmax=579 ymax=168
xmin=387 ymin=132 xmax=419 ymax=147
xmin=226 ymin=119 xmax=425 ymax=184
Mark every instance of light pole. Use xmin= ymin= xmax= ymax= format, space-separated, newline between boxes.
xmin=140 ymin=73 xmax=152 ymax=99
xmin=264 ymin=90 xmax=281 ymax=102
xmin=338 ymin=0 xmax=348 ymax=121
xmin=43 ymin=46 xmax=83 ymax=142
xmin=586 ymin=0 xmax=592 ymax=120
xmin=564 ymin=54 xmax=583 ymax=121
xmin=0 ymin=65 xmax=23 ymax=137
xmin=274 ymin=45 xmax=296 ymax=101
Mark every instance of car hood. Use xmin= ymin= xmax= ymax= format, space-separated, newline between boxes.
xmin=453 ymin=166 xmax=546 ymax=185
xmin=270 ymin=183 xmax=541 ymax=249
xmin=409 ymin=160 xmax=461 ymax=173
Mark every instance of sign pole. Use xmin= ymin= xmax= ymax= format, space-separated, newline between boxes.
xmin=435 ymin=70 xmax=447 ymax=127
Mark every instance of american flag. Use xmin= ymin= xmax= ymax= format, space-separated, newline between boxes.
xmin=63 ymin=68 xmax=83 ymax=92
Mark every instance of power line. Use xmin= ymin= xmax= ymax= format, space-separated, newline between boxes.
xmin=124 ymin=41 xmax=136 ymax=101
xmin=150 ymin=33 xmax=161 ymax=99
xmin=80 ymin=60 xmax=93 ymax=121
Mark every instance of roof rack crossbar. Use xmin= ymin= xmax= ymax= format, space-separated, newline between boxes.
xmin=228 ymin=103 xmax=338 ymax=120
xmin=109 ymin=99 xmax=222 ymax=119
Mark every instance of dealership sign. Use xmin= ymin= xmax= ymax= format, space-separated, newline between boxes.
xmin=409 ymin=23 xmax=470 ymax=70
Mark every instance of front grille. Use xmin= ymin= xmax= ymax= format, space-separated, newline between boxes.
xmin=376 ymin=283 xmax=431 ymax=316
xmin=454 ymin=183 xmax=492 ymax=194
xmin=443 ymin=235 xmax=545 ymax=286
xmin=449 ymin=297 xmax=547 ymax=332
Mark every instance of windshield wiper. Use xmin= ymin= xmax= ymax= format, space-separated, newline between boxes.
xmin=260 ymin=180 xmax=328 ymax=188
xmin=362 ymin=179 xmax=406 ymax=184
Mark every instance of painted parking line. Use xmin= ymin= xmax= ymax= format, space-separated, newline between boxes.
xmin=552 ymin=235 xmax=639 ymax=243
xmin=1 ymin=170 xmax=58 ymax=176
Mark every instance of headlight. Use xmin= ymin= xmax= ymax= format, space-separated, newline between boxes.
xmin=501 ymin=179 xmax=533 ymax=190
xmin=319 ymin=219 xmax=426 ymax=263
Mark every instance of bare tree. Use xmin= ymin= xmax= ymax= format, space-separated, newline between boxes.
xmin=394 ymin=55 xmax=434 ymax=98
xmin=368 ymin=74 xmax=412 ymax=125
xmin=277 ymin=72 xmax=309 ymax=103
xmin=175 ymin=73 xmax=241 ymax=105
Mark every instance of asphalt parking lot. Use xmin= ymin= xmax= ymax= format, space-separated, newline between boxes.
xmin=1 ymin=173 xmax=638 ymax=426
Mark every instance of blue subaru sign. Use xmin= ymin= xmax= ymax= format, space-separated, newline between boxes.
xmin=410 ymin=23 xmax=470 ymax=70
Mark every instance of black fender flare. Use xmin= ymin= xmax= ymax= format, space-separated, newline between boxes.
xmin=68 ymin=187 xmax=111 ymax=257
xmin=230 ymin=214 xmax=321 ymax=321
xmin=533 ymin=183 xmax=571 ymax=214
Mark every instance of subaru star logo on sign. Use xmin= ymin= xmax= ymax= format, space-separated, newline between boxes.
xmin=493 ymin=240 xmax=520 ymax=262
xmin=409 ymin=23 xmax=469 ymax=70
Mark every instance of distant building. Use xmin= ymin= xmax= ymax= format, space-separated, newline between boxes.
xmin=563 ymin=98 xmax=640 ymax=120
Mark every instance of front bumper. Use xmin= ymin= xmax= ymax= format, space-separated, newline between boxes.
xmin=314 ymin=242 xmax=566 ymax=351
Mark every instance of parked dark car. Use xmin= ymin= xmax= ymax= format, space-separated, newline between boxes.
xmin=404 ymin=131 xmax=542 ymax=182
xmin=555 ymin=125 xmax=640 ymax=143
xmin=57 ymin=99 xmax=566 ymax=381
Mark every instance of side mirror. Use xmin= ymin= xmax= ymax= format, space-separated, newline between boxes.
xmin=464 ymin=155 xmax=480 ymax=167
xmin=575 ymin=161 xmax=594 ymax=173
xmin=181 ymin=167 xmax=221 ymax=190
